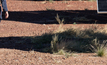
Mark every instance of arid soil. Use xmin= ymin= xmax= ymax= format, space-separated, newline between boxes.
xmin=0 ymin=0 xmax=107 ymax=65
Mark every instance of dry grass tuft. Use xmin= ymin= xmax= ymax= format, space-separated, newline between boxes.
xmin=55 ymin=13 xmax=64 ymax=24
xmin=90 ymin=38 xmax=107 ymax=57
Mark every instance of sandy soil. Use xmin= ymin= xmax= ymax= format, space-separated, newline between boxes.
xmin=0 ymin=0 xmax=107 ymax=65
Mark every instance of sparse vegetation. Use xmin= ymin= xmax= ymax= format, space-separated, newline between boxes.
xmin=55 ymin=13 xmax=64 ymax=24
xmin=55 ymin=49 xmax=72 ymax=58
xmin=3 ymin=1 xmax=107 ymax=65
xmin=88 ymin=0 xmax=96 ymax=1
xmin=90 ymin=38 xmax=107 ymax=57
xmin=46 ymin=8 xmax=55 ymax=11
xmin=73 ymin=22 xmax=76 ymax=24
xmin=49 ymin=0 xmax=53 ymax=3
xmin=31 ymin=24 xmax=107 ymax=57
xmin=57 ymin=49 xmax=65 ymax=55
xmin=51 ymin=34 xmax=59 ymax=53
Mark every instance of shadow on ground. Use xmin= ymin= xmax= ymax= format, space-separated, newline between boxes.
xmin=17 ymin=0 xmax=74 ymax=1
xmin=5 ymin=10 xmax=107 ymax=24
xmin=17 ymin=0 xmax=89 ymax=1
xmin=0 ymin=35 xmax=53 ymax=53
xmin=0 ymin=29 xmax=107 ymax=53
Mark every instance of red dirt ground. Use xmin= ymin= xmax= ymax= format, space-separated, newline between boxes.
xmin=0 ymin=0 xmax=107 ymax=65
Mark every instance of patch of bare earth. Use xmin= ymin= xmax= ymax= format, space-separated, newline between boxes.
xmin=0 ymin=0 xmax=107 ymax=65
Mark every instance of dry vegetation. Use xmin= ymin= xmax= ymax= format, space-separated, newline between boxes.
xmin=31 ymin=21 xmax=107 ymax=57
xmin=1 ymin=0 xmax=107 ymax=65
xmin=28 ymin=13 xmax=107 ymax=57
